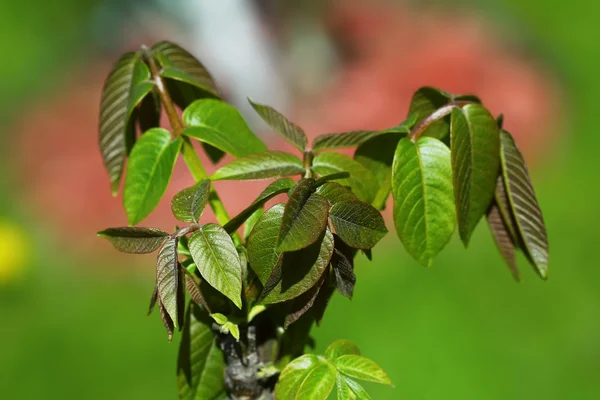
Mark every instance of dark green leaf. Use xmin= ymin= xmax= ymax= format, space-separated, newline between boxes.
xmin=151 ymin=41 xmax=219 ymax=97
xmin=408 ymin=87 xmax=453 ymax=140
xmin=171 ymin=180 xmax=211 ymax=223
xmin=329 ymin=201 xmax=387 ymax=250
xmin=137 ymin=87 xmax=161 ymax=132
xmin=147 ymin=285 xmax=159 ymax=316
xmin=156 ymin=238 xmax=182 ymax=331
xmin=313 ymin=152 xmax=379 ymax=204
xmin=334 ymin=355 xmax=392 ymax=385
xmin=275 ymin=355 xmax=336 ymax=400
xmin=99 ymin=52 xmax=150 ymax=194
xmin=124 ymin=128 xmax=182 ymax=225
xmin=278 ymin=180 xmax=329 ymax=252
xmin=188 ymin=224 xmax=243 ymax=308
xmin=177 ymin=303 xmax=226 ymax=400
xmin=313 ymin=172 xmax=351 ymax=187
xmin=211 ymin=151 xmax=304 ymax=181
xmin=499 ymin=130 xmax=549 ymax=279
xmin=243 ymin=208 xmax=263 ymax=241
xmin=97 ymin=227 xmax=169 ymax=253
xmin=331 ymin=236 xmax=356 ymax=298
xmin=247 ymin=204 xmax=285 ymax=287
xmin=325 ymin=339 xmax=361 ymax=361
xmin=392 ymin=137 xmax=455 ymax=266
xmin=224 ymin=178 xmax=295 ymax=234
xmin=260 ymin=229 xmax=334 ymax=305
xmin=315 ymin=182 xmax=358 ymax=205
xmin=182 ymin=99 xmax=266 ymax=157
xmin=283 ymin=277 xmax=325 ymax=328
xmin=451 ymin=104 xmax=501 ymax=245
xmin=248 ymin=98 xmax=307 ymax=151
xmin=311 ymin=272 xmax=335 ymax=326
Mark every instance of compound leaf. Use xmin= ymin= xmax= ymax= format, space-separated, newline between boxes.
xmin=156 ymin=238 xmax=182 ymax=330
xmin=182 ymin=99 xmax=266 ymax=157
xmin=211 ymin=151 xmax=304 ymax=181
xmin=97 ymin=227 xmax=169 ymax=254
xmin=451 ymin=104 xmax=500 ymax=245
xmin=124 ymin=128 xmax=182 ymax=225
xmin=248 ymin=99 xmax=307 ymax=152
xmin=392 ymin=137 xmax=455 ymax=266
xmin=275 ymin=355 xmax=336 ymax=400
xmin=329 ymin=201 xmax=387 ymax=250
xmin=334 ymin=355 xmax=392 ymax=385
xmin=171 ymin=180 xmax=211 ymax=223
xmin=188 ymin=224 xmax=243 ymax=309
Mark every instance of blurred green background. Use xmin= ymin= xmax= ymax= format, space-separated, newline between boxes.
xmin=1 ymin=0 xmax=598 ymax=399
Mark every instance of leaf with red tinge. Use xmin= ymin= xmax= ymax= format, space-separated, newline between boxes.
xmin=331 ymin=235 xmax=356 ymax=298
xmin=171 ymin=180 xmax=211 ymax=223
xmin=156 ymin=238 xmax=182 ymax=332
xmin=329 ymin=200 xmax=387 ymax=250
xmin=98 ymin=227 xmax=169 ymax=253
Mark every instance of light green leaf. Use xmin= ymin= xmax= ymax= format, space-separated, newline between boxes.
xmin=313 ymin=152 xmax=379 ymax=204
xmin=224 ymin=178 xmax=295 ymax=234
xmin=210 ymin=313 xmax=228 ymax=325
xmin=392 ymin=137 xmax=455 ymax=266
xmin=336 ymin=375 xmax=372 ymax=400
xmin=248 ymin=98 xmax=307 ymax=152
xmin=329 ymin=201 xmax=387 ymax=250
xmin=499 ymin=130 xmax=549 ymax=279
xmin=156 ymin=238 xmax=182 ymax=330
xmin=182 ymin=99 xmax=266 ymax=157
xmin=171 ymin=180 xmax=211 ymax=223
xmin=124 ymin=128 xmax=182 ymax=225
xmin=325 ymin=340 xmax=361 ymax=361
xmin=223 ymin=322 xmax=240 ymax=341
xmin=177 ymin=303 xmax=226 ymax=400
xmin=334 ymin=355 xmax=392 ymax=385
xmin=189 ymin=224 xmax=243 ymax=309
xmin=211 ymin=151 xmax=304 ymax=181
xmin=247 ymin=204 xmax=285 ymax=285
xmin=243 ymin=208 xmax=264 ymax=241
xmin=278 ymin=180 xmax=329 ymax=252
xmin=97 ymin=227 xmax=169 ymax=254
xmin=275 ymin=355 xmax=336 ymax=400
xmin=315 ymin=182 xmax=358 ymax=205
xmin=451 ymin=104 xmax=500 ymax=245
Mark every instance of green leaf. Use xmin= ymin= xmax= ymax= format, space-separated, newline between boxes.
xmin=408 ymin=87 xmax=453 ymax=140
xmin=275 ymin=355 xmax=336 ymax=400
xmin=243 ymin=208 xmax=263 ymax=241
xmin=277 ymin=180 xmax=329 ymax=252
xmin=499 ymin=130 xmax=549 ymax=279
xmin=171 ymin=180 xmax=211 ymax=223
xmin=210 ymin=313 xmax=228 ymax=325
xmin=248 ymin=98 xmax=307 ymax=152
xmin=336 ymin=375 xmax=372 ymax=400
xmin=156 ymin=238 xmax=182 ymax=331
xmin=260 ymin=228 xmax=334 ymax=305
xmin=99 ymin=52 xmax=151 ymax=195
xmin=97 ymin=227 xmax=169 ymax=254
xmin=188 ymin=224 xmax=243 ymax=308
xmin=330 ymin=236 xmax=356 ymax=299
xmin=313 ymin=152 xmax=379 ymax=204
xmin=211 ymin=151 xmax=304 ymax=181
xmin=151 ymin=41 xmax=219 ymax=97
xmin=223 ymin=322 xmax=240 ymax=341
xmin=313 ymin=172 xmax=351 ymax=187
xmin=325 ymin=340 xmax=361 ymax=361
xmin=137 ymin=88 xmax=161 ymax=132
xmin=247 ymin=204 xmax=285 ymax=285
xmin=487 ymin=176 xmax=520 ymax=281
xmin=334 ymin=355 xmax=392 ymax=385
xmin=224 ymin=178 xmax=295 ymax=234
xmin=315 ymin=182 xmax=358 ymax=205
xmin=182 ymin=99 xmax=266 ymax=157
xmin=329 ymin=201 xmax=387 ymax=249
xmin=392 ymin=137 xmax=455 ymax=266
xmin=177 ymin=303 xmax=226 ymax=400
xmin=451 ymin=104 xmax=501 ymax=245
xmin=124 ymin=128 xmax=182 ymax=225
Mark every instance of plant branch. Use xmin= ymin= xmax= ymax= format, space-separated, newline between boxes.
xmin=409 ymin=101 xmax=472 ymax=141
xmin=303 ymin=150 xmax=314 ymax=179
xmin=141 ymin=46 xmax=241 ymax=246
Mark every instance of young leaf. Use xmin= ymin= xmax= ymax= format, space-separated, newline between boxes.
xmin=260 ymin=229 xmax=334 ymax=305
xmin=182 ymin=99 xmax=266 ymax=157
xmin=124 ymin=128 xmax=182 ymax=225
xmin=211 ymin=151 xmax=304 ymax=181
xmin=277 ymin=180 xmax=329 ymax=252
xmin=325 ymin=339 xmax=361 ymax=361
xmin=156 ymin=238 xmax=182 ymax=330
xmin=408 ymin=87 xmax=453 ymax=140
xmin=99 ymin=52 xmax=150 ymax=194
xmin=243 ymin=208 xmax=263 ymax=240
xmin=184 ymin=273 xmax=210 ymax=311
xmin=171 ymin=180 xmax=211 ymax=223
xmin=151 ymin=41 xmax=219 ymax=98
xmin=97 ymin=227 xmax=169 ymax=254
xmin=188 ymin=224 xmax=243 ymax=309
xmin=329 ymin=200 xmax=388 ymax=250
xmin=283 ymin=278 xmax=324 ymax=328
xmin=330 ymin=236 xmax=356 ymax=299
xmin=159 ymin=300 xmax=175 ymax=342
xmin=450 ymin=104 xmax=500 ymax=245
xmin=315 ymin=182 xmax=358 ymax=205
xmin=177 ymin=303 xmax=226 ymax=400
xmin=499 ymin=130 xmax=549 ymax=279
xmin=248 ymin=98 xmax=307 ymax=152
xmin=334 ymin=355 xmax=392 ymax=385
xmin=275 ymin=355 xmax=337 ymax=400
xmin=392 ymin=137 xmax=455 ymax=266
xmin=223 ymin=178 xmax=295 ymax=234
xmin=147 ymin=285 xmax=159 ymax=316
xmin=313 ymin=152 xmax=379 ymax=204
xmin=210 ymin=313 xmax=228 ymax=325
xmin=337 ymin=375 xmax=372 ymax=400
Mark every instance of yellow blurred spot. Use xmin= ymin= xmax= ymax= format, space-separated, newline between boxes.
xmin=0 ymin=221 xmax=28 ymax=285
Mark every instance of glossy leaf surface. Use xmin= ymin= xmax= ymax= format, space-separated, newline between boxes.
xmin=334 ymin=355 xmax=392 ymax=385
xmin=97 ymin=227 xmax=169 ymax=254
xmin=248 ymin=99 xmax=307 ymax=151
xmin=325 ymin=339 xmax=361 ymax=361
xmin=275 ymin=355 xmax=336 ymax=400
xmin=336 ymin=375 xmax=371 ymax=400
xmin=171 ymin=180 xmax=211 ymax=223
xmin=211 ymin=151 xmax=304 ymax=181
xmin=247 ymin=204 xmax=285 ymax=285
xmin=329 ymin=200 xmax=387 ymax=250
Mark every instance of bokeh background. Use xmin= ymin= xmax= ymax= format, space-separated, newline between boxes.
xmin=0 ymin=0 xmax=598 ymax=398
